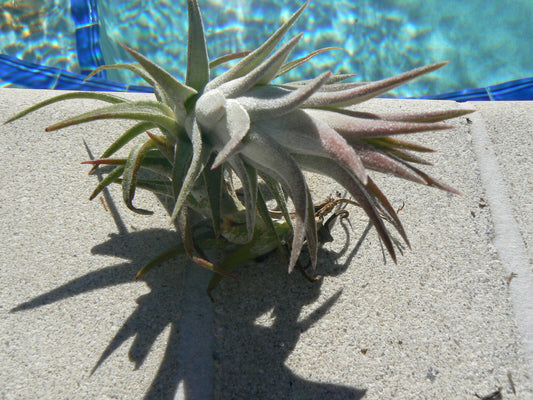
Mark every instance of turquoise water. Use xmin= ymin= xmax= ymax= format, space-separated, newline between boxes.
xmin=0 ymin=1 xmax=79 ymax=73
xmin=1 ymin=0 xmax=533 ymax=97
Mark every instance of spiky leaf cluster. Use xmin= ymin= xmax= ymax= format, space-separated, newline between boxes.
xmin=6 ymin=0 xmax=472 ymax=280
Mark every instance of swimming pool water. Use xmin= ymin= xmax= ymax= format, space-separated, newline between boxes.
xmin=1 ymin=0 xmax=532 ymax=99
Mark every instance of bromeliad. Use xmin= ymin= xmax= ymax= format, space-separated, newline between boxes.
xmin=5 ymin=0 xmax=473 ymax=296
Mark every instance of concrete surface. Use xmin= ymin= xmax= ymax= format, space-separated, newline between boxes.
xmin=0 ymin=88 xmax=532 ymax=399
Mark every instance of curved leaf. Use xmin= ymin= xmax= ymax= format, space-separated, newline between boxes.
xmin=294 ymin=154 xmax=398 ymax=263
xmin=238 ymin=71 xmax=332 ymax=121
xmin=205 ymin=0 xmax=310 ymax=90
xmin=303 ymin=62 xmax=448 ymax=108
xmin=276 ymin=46 xmax=343 ymax=78
xmin=209 ymin=51 xmax=251 ymax=69
xmin=44 ymin=101 xmax=180 ymax=135
xmin=100 ymin=121 xmax=156 ymax=159
xmin=122 ymin=139 xmax=157 ymax=215
xmin=122 ymin=44 xmax=197 ymax=118
xmin=170 ymin=118 xmax=210 ymax=222
xmin=88 ymin=165 xmax=124 ymax=200
xmin=4 ymin=92 xmax=126 ymax=124
xmin=240 ymin=128 xmax=310 ymax=272
xmin=228 ymin=157 xmax=258 ymax=241
xmin=218 ymin=34 xmax=303 ymax=98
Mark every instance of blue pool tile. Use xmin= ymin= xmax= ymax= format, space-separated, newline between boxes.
xmin=70 ymin=0 xmax=106 ymax=78
xmin=0 ymin=54 xmax=154 ymax=92
xmin=489 ymin=78 xmax=533 ymax=101
xmin=0 ymin=55 xmax=59 ymax=89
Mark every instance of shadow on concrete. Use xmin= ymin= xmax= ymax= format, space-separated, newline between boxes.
xmin=10 ymin=224 xmax=368 ymax=399
xmin=11 ymin=142 xmax=368 ymax=399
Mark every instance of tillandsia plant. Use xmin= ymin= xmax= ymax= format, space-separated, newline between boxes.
xmin=6 ymin=0 xmax=472 ymax=297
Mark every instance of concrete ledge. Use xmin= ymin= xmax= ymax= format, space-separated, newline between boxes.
xmin=1 ymin=88 xmax=532 ymax=399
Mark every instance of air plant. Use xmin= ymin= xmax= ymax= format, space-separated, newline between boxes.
xmin=5 ymin=0 xmax=472 ymax=297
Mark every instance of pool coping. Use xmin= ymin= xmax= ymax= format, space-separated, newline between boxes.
xmin=1 ymin=89 xmax=532 ymax=399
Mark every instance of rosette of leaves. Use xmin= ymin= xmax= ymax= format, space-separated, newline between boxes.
xmin=6 ymin=0 xmax=472 ymax=293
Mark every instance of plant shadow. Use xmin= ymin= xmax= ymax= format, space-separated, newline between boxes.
xmin=10 ymin=222 xmax=368 ymax=399
xmin=10 ymin=150 xmax=368 ymax=398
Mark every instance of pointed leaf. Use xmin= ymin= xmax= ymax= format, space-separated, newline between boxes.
xmin=276 ymin=46 xmax=342 ymax=78
xmin=170 ymin=118 xmax=210 ymax=222
xmin=229 ymin=158 xmax=258 ymax=241
xmin=100 ymin=121 xmax=156 ymax=160
xmin=121 ymin=178 xmax=173 ymax=197
xmin=186 ymin=0 xmax=210 ymax=90
xmin=202 ymin=154 xmax=223 ymax=237
xmin=88 ymin=165 xmax=124 ymax=200
xmin=136 ymin=244 xmax=186 ymax=279
xmin=305 ymin=108 xmax=453 ymax=139
xmin=304 ymin=187 xmax=318 ymax=268
xmin=122 ymin=139 xmax=157 ymax=215
xmin=44 ymin=101 xmax=179 ymax=135
xmin=239 ymin=128 xmax=308 ymax=272
xmin=364 ymin=137 xmax=436 ymax=153
xmin=218 ymin=34 xmax=303 ymax=98
xmin=145 ymin=130 xmax=175 ymax=162
xmin=375 ymin=108 xmax=475 ymax=123
xmin=209 ymin=50 xmax=251 ymax=69
xmin=172 ymin=134 xmax=193 ymax=201
xmin=365 ymin=177 xmax=410 ymax=247
xmin=85 ymin=63 xmax=155 ymax=86
xmin=211 ymin=100 xmax=251 ymax=168
xmin=350 ymin=142 xmax=429 ymax=184
xmin=205 ymin=0 xmax=310 ymax=90
xmin=255 ymin=110 xmax=367 ymax=184
xmin=303 ymin=62 xmax=448 ymax=108
xmin=293 ymin=154 xmax=397 ymax=262
xmin=4 ymin=92 xmax=126 ymax=124
xmin=259 ymin=172 xmax=293 ymax=230
xmin=122 ymin=44 xmax=197 ymax=118
xmin=238 ymin=71 xmax=332 ymax=121
xmin=256 ymin=186 xmax=289 ymax=260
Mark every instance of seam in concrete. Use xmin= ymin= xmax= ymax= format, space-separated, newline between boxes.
xmin=466 ymin=104 xmax=533 ymax=383
xmin=175 ymin=266 xmax=214 ymax=400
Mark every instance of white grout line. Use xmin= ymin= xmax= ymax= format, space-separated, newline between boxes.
xmin=466 ymin=105 xmax=533 ymax=384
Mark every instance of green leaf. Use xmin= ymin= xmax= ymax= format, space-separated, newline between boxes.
xmin=119 ymin=178 xmax=173 ymax=198
xmin=99 ymin=121 xmax=156 ymax=159
xmin=88 ymin=165 xmax=125 ymax=200
xmin=172 ymin=134 xmax=193 ymax=201
xmin=276 ymin=47 xmax=342 ymax=78
xmin=186 ymin=0 xmax=210 ymax=91
xmin=229 ymin=158 xmax=258 ymax=241
xmin=304 ymin=187 xmax=318 ymax=268
xmin=122 ymin=44 xmax=197 ymax=118
xmin=256 ymin=187 xmax=288 ymax=261
xmin=122 ymin=139 xmax=157 ymax=215
xmin=206 ymin=239 xmax=256 ymax=298
xmin=4 ymin=92 xmax=126 ymax=124
xmin=209 ymin=51 xmax=251 ymax=69
xmin=170 ymin=118 xmax=210 ymax=222
xmin=303 ymin=61 xmax=449 ymax=108
xmin=145 ymin=130 xmax=175 ymax=162
xmin=260 ymin=172 xmax=293 ymax=230
xmin=84 ymin=63 xmax=173 ymax=105
xmin=84 ymin=63 xmax=155 ymax=87
xmin=136 ymin=238 xmax=238 ymax=281
xmin=202 ymin=155 xmax=223 ymax=237
xmin=84 ymin=152 xmax=173 ymax=177
xmin=206 ymin=0 xmax=310 ymax=90
xmin=135 ymin=244 xmax=186 ymax=279
xmin=44 ymin=100 xmax=180 ymax=135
